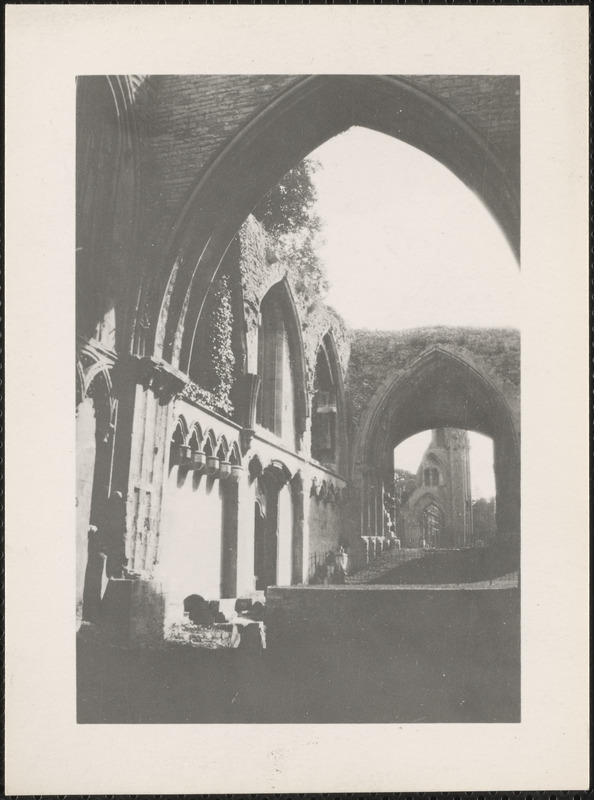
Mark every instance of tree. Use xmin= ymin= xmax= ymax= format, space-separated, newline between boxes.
xmin=253 ymin=158 xmax=329 ymax=303
xmin=254 ymin=158 xmax=322 ymax=235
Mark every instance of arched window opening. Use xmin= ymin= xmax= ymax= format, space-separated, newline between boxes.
xmin=392 ymin=427 xmax=498 ymax=549
xmin=311 ymin=341 xmax=338 ymax=467
xmin=256 ymin=285 xmax=297 ymax=445
xmin=422 ymin=503 xmax=443 ymax=549
xmin=424 ymin=467 xmax=440 ymax=487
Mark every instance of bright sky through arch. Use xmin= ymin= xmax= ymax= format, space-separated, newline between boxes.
xmin=309 ymin=127 xmax=520 ymax=331
xmin=394 ymin=430 xmax=496 ymax=500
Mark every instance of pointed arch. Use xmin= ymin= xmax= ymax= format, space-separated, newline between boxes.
xmin=413 ymin=491 xmax=445 ymax=517
xmin=202 ymin=429 xmax=217 ymax=456
xmin=263 ymin=459 xmax=293 ymax=488
xmin=188 ymin=421 xmax=203 ymax=450
xmin=358 ymin=347 xmax=519 ymax=470
xmin=228 ymin=441 xmax=242 ymax=466
xmin=216 ymin=435 xmax=230 ymax=461
xmin=255 ymin=278 xmax=308 ymax=448
xmin=172 ymin=415 xmax=189 ymax=445
xmin=356 ymin=346 xmax=520 ymax=538
xmin=311 ymin=330 xmax=348 ymax=474
xmin=142 ymin=75 xmax=519 ymax=363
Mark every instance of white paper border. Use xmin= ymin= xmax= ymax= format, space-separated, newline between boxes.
xmin=5 ymin=5 xmax=590 ymax=794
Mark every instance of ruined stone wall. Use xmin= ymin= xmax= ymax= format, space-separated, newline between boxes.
xmin=346 ymin=327 xmax=520 ymax=427
xmin=237 ymin=215 xmax=351 ymax=391
xmin=137 ymin=75 xmax=519 ymax=245
xmin=133 ymin=74 xmax=520 ymax=286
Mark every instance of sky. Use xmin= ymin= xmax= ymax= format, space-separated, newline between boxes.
xmin=309 ymin=126 xmax=520 ymax=331
xmin=393 ymin=430 xmax=495 ymax=500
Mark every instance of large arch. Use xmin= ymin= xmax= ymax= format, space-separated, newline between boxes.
xmin=142 ymin=75 xmax=520 ymax=365
xmin=355 ymin=347 xmax=520 ymax=540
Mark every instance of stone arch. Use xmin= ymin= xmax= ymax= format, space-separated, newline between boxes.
xmin=172 ymin=414 xmax=189 ymax=445
xmin=202 ymin=428 xmax=217 ymax=456
xmin=263 ymin=459 xmax=293 ymax=487
xmin=415 ymin=494 xmax=446 ymax=549
xmin=311 ymin=331 xmax=348 ymax=474
xmin=216 ymin=435 xmax=230 ymax=462
xmin=144 ymin=75 xmax=519 ymax=365
xmin=356 ymin=347 xmax=520 ymax=539
xmin=188 ymin=421 xmax=203 ymax=451
xmin=228 ymin=441 xmax=242 ymax=466
xmin=255 ymin=278 xmax=308 ymax=448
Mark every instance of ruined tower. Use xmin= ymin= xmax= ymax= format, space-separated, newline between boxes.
xmin=398 ymin=428 xmax=473 ymax=548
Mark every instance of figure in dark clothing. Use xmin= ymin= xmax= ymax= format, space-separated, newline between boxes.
xmin=105 ymin=491 xmax=129 ymax=579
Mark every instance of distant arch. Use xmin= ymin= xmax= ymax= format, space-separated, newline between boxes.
xmin=356 ymin=347 xmax=519 ymax=538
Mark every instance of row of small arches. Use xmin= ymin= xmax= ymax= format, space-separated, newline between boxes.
xmin=310 ymin=478 xmax=348 ymax=504
xmin=171 ymin=416 xmax=242 ymax=465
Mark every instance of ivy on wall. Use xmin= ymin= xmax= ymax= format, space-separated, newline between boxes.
xmin=181 ymin=273 xmax=236 ymax=417
xmin=210 ymin=274 xmax=236 ymax=404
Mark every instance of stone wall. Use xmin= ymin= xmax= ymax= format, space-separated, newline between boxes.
xmin=237 ymin=215 xmax=351 ymax=390
xmin=136 ymin=74 xmax=520 ymax=256
xmin=307 ymin=495 xmax=345 ymax=564
xmin=346 ymin=326 xmax=520 ymax=425
xmin=137 ymin=75 xmax=296 ymax=255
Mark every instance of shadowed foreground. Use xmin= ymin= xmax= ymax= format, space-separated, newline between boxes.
xmin=78 ymin=587 xmax=520 ymax=724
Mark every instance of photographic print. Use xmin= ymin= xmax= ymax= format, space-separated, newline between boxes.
xmin=6 ymin=7 xmax=588 ymax=795
xmin=76 ymin=74 xmax=521 ymax=724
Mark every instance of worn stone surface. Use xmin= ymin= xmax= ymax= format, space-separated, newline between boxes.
xmin=346 ymin=326 xmax=520 ymax=424
xmin=237 ymin=215 xmax=351 ymax=393
xmin=135 ymin=74 xmax=520 ymax=258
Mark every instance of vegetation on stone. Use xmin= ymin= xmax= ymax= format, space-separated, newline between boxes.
xmin=254 ymin=158 xmax=329 ymax=304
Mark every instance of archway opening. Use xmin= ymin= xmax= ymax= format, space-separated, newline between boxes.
xmin=311 ymin=336 xmax=339 ymax=469
xmin=392 ymin=428 xmax=497 ymax=549
xmin=359 ymin=349 xmax=519 ymax=552
xmin=256 ymin=282 xmax=305 ymax=449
